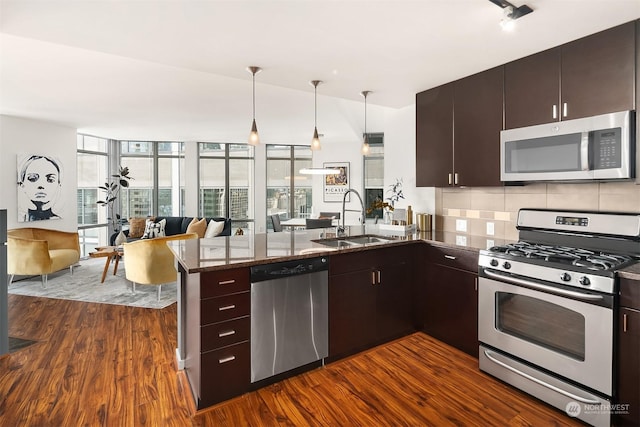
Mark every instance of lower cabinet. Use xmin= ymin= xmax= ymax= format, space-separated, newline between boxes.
xmin=616 ymin=278 xmax=640 ymax=426
xmin=185 ymin=267 xmax=251 ymax=409
xmin=329 ymin=245 xmax=414 ymax=359
xmin=422 ymin=245 xmax=478 ymax=358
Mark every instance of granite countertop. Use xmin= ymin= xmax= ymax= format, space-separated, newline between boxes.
xmin=618 ymin=262 xmax=640 ymax=281
xmin=168 ymin=225 xmax=511 ymax=274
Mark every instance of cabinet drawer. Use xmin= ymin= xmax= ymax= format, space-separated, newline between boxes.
xmin=201 ymin=268 xmax=250 ymax=298
xmin=426 ymin=244 xmax=478 ymax=273
xmin=199 ymin=341 xmax=250 ymax=408
xmin=201 ymin=316 xmax=250 ymax=352
xmin=619 ymin=278 xmax=640 ymax=310
xmin=201 ymin=292 xmax=250 ymax=325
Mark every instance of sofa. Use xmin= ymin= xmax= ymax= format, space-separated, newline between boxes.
xmin=7 ymin=228 xmax=80 ymax=287
xmin=111 ymin=216 xmax=231 ymax=245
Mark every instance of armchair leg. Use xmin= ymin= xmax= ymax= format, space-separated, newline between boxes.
xmin=8 ymin=274 xmax=14 ymax=285
xmin=41 ymin=275 xmax=48 ymax=288
xmin=157 ymin=285 xmax=161 ymax=302
xmin=131 ymin=282 xmax=136 ymax=294
xmin=70 ymin=265 xmax=75 ymax=276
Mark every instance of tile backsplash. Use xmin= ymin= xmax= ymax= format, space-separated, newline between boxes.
xmin=435 ymin=182 xmax=640 ymax=242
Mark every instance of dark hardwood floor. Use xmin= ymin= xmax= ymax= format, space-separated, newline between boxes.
xmin=1 ymin=295 xmax=582 ymax=426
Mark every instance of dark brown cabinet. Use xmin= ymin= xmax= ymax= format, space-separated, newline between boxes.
xmin=329 ymin=246 xmax=413 ymax=359
xmin=416 ymin=84 xmax=454 ymax=187
xmin=453 ymin=66 xmax=504 ymax=187
xmin=505 ymin=47 xmax=561 ymax=129
xmin=185 ymin=267 xmax=251 ymax=409
xmin=422 ymin=245 xmax=478 ymax=358
xmin=416 ymin=66 xmax=503 ymax=187
xmin=505 ymin=21 xmax=636 ymax=129
xmin=615 ymin=277 xmax=640 ymax=427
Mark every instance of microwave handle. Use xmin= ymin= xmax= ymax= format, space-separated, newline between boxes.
xmin=580 ymin=132 xmax=590 ymax=171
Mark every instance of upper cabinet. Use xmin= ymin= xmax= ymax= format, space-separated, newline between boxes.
xmin=416 ymin=84 xmax=454 ymax=187
xmin=453 ymin=66 xmax=504 ymax=187
xmin=416 ymin=66 xmax=503 ymax=187
xmin=505 ymin=21 xmax=636 ymax=129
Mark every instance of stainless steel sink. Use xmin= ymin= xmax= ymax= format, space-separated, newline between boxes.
xmin=313 ymin=234 xmax=395 ymax=248
xmin=315 ymin=239 xmax=356 ymax=248
xmin=345 ymin=235 xmax=393 ymax=245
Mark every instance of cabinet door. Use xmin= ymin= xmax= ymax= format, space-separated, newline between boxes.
xmin=377 ymin=258 xmax=412 ymax=342
xmin=453 ymin=66 xmax=503 ymax=187
xmin=329 ymin=268 xmax=378 ymax=358
xmin=424 ymin=264 xmax=478 ymax=358
xmin=616 ymin=307 xmax=640 ymax=426
xmin=561 ymin=21 xmax=635 ymax=121
xmin=505 ymin=48 xmax=561 ymax=129
xmin=416 ymin=84 xmax=454 ymax=187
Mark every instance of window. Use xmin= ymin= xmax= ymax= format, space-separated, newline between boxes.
xmin=266 ymin=145 xmax=312 ymax=230
xmin=199 ymin=143 xmax=254 ymax=233
xmin=120 ymin=141 xmax=185 ymax=219
xmin=363 ymin=134 xmax=384 ymax=220
xmin=76 ymin=134 xmax=109 ymax=256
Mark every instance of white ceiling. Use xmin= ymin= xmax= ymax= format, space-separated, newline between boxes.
xmin=1 ymin=0 xmax=639 ymax=143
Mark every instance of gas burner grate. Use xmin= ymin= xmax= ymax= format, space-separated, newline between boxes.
xmin=488 ymin=242 xmax=634 ymax=271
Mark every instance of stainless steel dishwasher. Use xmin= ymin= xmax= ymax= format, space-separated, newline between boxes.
xmin=250 ymin=256 xmax=328 ymax=383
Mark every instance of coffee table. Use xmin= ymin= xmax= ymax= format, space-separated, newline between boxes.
xmin=89 ymin=246 xmax=123 ymax=283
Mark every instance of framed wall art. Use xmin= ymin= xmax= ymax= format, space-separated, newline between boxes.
xmin=323 ymin=162 xmax=349 ymax=202
xmin=17 ymin=154 xmax=64 ymax=222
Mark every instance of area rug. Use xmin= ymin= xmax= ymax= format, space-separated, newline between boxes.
xmin=8 ymin=258 xmax=177 ymax=309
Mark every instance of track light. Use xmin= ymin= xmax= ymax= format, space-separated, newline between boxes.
xmin=310 ymin=80 xmax=322 ymax=151
xmin=488 ymin=0 xmax=533 ymax=31
xmin=247 ymin=66 xmax=261 ymax=146
xmin=361 ymin=91 xmax=371 ymax=155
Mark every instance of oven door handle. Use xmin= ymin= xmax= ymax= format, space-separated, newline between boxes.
xmin=482 ymin=269 xmax=604 ymax=301
xmin=483 ymin=349 xmax=602 ymax=405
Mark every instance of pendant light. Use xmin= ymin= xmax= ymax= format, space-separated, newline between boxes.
xmin=247 ymin=66 xmax=262 ymax=146
xmin=361 ymin=91 xmax=371 ymax=155
xmin=310 ymin=80 xmax=323 ymax=151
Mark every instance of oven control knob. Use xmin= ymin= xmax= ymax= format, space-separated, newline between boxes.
xmin=502 ymin=261 xmax=511 ymax=269
xmin=490 ymin=259 xmax=499 ymax=267
xmin=560 ymin=272 xmax=572 ymax=282
xmin=579 ymin=276 xmax=591 ymax=286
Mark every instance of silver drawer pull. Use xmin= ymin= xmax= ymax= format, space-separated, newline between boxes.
xmin=219 ymin=279 xmax=236 ymax=285
xmin=444 ymin=255 xmax=457 ymax=260
xmin=218 ymin=304 xmax=236 ymax=311
xmin=218 ymin=330 xmax=236 ymax=337
xmin=219 ymin=355 xmax=235 ymax=364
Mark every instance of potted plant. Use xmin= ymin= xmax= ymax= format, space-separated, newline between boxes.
xmin=97 ymin=166 xmax=132 ymax=234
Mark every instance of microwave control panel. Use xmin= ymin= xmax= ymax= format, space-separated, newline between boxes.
xmin=591 ymin=127 xmax=621 ymax=169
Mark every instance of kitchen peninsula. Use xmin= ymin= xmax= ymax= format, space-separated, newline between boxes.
xmin=168 ymin=227 xmax=496 ymax=410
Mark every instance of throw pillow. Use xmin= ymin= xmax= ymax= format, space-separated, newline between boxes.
xmin=204 ymin=219 xmax=225 ymax=238
xmin=128 ymin=217 xmax=148 ymax=238
xmin=142 ymin=218 xmax=166 ymax=239
xmin=186 ymin=217 xmax=207 ymax=238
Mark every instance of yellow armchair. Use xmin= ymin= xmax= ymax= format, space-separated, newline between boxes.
xmin=123 ymin=233 xmax=198 ymax=300
xmin=8 ymin=228 xmax=80 ymax=287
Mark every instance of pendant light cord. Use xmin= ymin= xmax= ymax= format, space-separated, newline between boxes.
xmin=314 ymin=84 xmax=317 ymax=126
xmin=364 ymin=93 xmax=367 ymax=136
xmin=252 ymin=72 xmax=256 ymax=120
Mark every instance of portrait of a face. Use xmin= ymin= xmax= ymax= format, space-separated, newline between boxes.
xmin=17 ymin=154 xmax=63 ymax=222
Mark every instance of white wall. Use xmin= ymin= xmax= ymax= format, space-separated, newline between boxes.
xmin=384 ymin=104 xmax=436 ymax=218
xmin=0 ymin=115 xmax=78 ymax=231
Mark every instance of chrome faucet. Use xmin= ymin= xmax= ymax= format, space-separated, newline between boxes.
xmin=338 ymin=188 xmax=365 ymax=237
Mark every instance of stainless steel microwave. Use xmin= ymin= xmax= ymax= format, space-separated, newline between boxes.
xmin=501 ymin=110 xmax=635 ymax=182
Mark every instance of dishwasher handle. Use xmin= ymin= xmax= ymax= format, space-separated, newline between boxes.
xmin=250 ymin=256 xmax=329 ymax=282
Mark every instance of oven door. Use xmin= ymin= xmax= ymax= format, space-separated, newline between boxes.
xmin=478 ymin=273 xmax=613 ymax=395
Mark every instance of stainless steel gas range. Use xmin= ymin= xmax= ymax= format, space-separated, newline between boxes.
xmin=478 ymin=209 xmax=640 ymax=427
